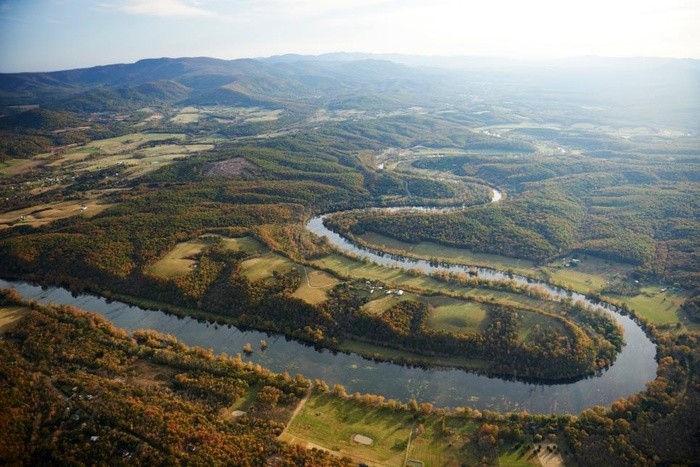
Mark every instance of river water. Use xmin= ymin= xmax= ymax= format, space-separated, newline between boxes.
xmin=0 ymin=184 xmax=659 ymax=414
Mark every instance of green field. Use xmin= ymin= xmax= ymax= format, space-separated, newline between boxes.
xmin=498 ymin=443 xmax=539 ymax=466
xmin=283 ymin=392 xmax=482 ymax=466
xmin=607 ymin=286 xmax=689 ymax=326
xmin=541 ymin=255 xmax=631 ymax=294
xmin=239 ymin=252 xmax=296 ymax=281
xmin=171 ymin=107 xmax=201 ymax=124
xmin=291 ymin=267 xmax=341 ymax=304
xmin=517 ymin=310 xmax=570 ymax=343
xmin=354 ymin=232 xmax=686 ymax=327
xmin=424 ymin=296 xmax=489 ymax=334
xmin=359 ymin=231 xmax=536 ymax=275
xmin=313 ymin=253 xmax=561 ymax=313
xmin=282 ymin=392 xmax=413 ymax=465
xmin=37 ymin=132 xmax=213 ymax=179
xmin=148 ymin=235 xmax=264 ymax=278
xmin=0 ymin=198 xmax=113 ymax=230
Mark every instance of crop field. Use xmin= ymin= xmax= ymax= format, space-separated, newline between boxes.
xmin=362 ymin=292 xmax=489 ymax=334
xmin=283 ymin=392 xmax=482 ymax=466
xmin=198 ymin=106 xmax=283 ymax=123
xmin=358 ymin=231 xmax=536 ymax=274
xmin=0 ymin=306 xmax=31 ymax=334
xmin=148 ymin=235 xmax=264 ymax=278
xmin=424 ymin=296 xmax=489 ymax=334
xmin=517 ymin=310 xmax=569 ymax=343
xmin=0 ymin=198 xmax=113 ymax=229
xmin=291 ymin=267 xmax=340 ymax=304
xmin=541 ymin=255 xmax=631 ymax=294
xmin=362 ymin=294 xmax=412 ymax=315
xmin=0 ymin=158 xmax=38 ymax=175
xmin=21 ymin=132 xmax=216 ymax=180
xmin=239 ymin=252 xmax=296 ymax=281
xmin=282 ymin=392 xmax=414 ymax=465
xmin=170 ymin=107 xmax=200 ymax=123
xmin=608 ymin=286 xmax=689 ymax=325
xmin=313 ymin=253 xmax=561 ymax=313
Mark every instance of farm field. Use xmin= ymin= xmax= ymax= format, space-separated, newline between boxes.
xmin=353 ymin=232 xmax=687 ymax=327
xmin=363 ymin=292 xmax=489 ymax=335
xmin=282 ymin=392 xmax=483 ymax=466
xmin=606 ymin=286 xmax=689 ymax=326
xmin=281 ymin=392 xmax=414 ymax=466
xmin=0 ymin=198 xmax=113 ymax=229
xmin=291 ymin=267 xmax=340 ymax=304
xmin=0 ymin=305 xmax=31 ymax=334
xmin=357 ymin=231 xmax=536 ymax=275
xmin=424 ymin=296 xmax=489 ymax=334
xmin=312 ymin=253 xmax=562 ymax=313
xmin=148 ymin=235 xmax=264 ymax=278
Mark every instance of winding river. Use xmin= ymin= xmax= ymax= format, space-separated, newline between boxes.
xmin=0 ymin=190 xmax=658 ymax=414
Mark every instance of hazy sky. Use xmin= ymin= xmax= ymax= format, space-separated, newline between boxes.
xmin=1 ymin=0 xmax=698 ymax=72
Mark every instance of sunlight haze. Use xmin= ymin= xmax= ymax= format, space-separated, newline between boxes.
xmin=0 ymin=0 xmax=697 ymax=72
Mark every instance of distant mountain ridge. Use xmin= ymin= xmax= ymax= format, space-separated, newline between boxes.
xmin=0 ymin=54 xmax=697 ymax=131
xmin=0 ymin=56 xmax=439 ymax=111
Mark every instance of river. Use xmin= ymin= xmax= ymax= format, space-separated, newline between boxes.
xmin=0 ymin=181 xmax=658 ymax=415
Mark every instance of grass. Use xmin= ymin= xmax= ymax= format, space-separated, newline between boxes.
xmin=31 ymin=132 xmax=213 ymax=180
xmin=425 ymin=297 xmax=489 ymax=334
xmin=148 ymin=235 xmax=265 ymax=278
xmin=291 ymin=267 xmax=341 ymax=305
xmin=607 ymin=285 xmax=689 ymax=326
xmin=171 ymin=107 xmax=200 ymax=124
xmin=282 ymin=392 xmax=413 ymax=466
xmin=362 ymin=294 xmax=410 ymax=315
xmin=313 ymin=253 xmax=560 ymax=313
xmin=0 ymin=199 xmax=113 ymax=230
xmin=517 ymin=311 xmax=569 ymax=343
xmin=358 ymin=231 xmax=536 ymax=275
xmin=0 ymin=306 xmax=31 ymax=334
xmin=283 ymin=392 xmax=481 ymax=466
xmin=362 ymin=292 xmax=489 ymax=334
xmin=541 ymin=255 xmax=631 ymax=294
xmin=0 ymin=158 xmax=33 ymax=175
xmin=407 ymin=417 xmax=480 ymax=467
xmin=239 ymin=252 xmax=296 ymax=281
xmin=499 ymin=443 xmax=539 ymax=466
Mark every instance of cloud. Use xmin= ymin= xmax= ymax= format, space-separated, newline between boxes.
xmin=112 ymin=0 xmax=217 ymax=18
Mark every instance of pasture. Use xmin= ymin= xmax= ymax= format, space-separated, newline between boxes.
xmin=148 ymin=235 xmax=264 ymax=278
xmin=362 ymin=293 xmax=490 ymax=335
xmin=424 ymin=296 xmax=489 ymax=334
xmin=239 ymin=252 xmax=296 ymax=281
xmin=608 ymin=285 xmax=689 ymax=326
xmin=282 ymin=392 xmax=482 ymax=466
xmin=291 ymin=267 xmax=340 ymax=304
xmin=0 ymin=306 xmax=31 ymax=334
xmin=0 ymin=198 xmax=113 ymax=229
xmin=312 ymin=253 xmax=561 ymax=313
xmin=282 ymin=392 xmax=413 ymax=466
xmin=358 ymin=231 xmax=536 ymax=275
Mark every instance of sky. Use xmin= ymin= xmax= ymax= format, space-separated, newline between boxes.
xmin=0 ymin=0 xmax=698 ymax=72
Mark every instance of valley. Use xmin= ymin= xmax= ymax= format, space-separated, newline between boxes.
xmin=0 ymin=54 xmax=698 ymax=465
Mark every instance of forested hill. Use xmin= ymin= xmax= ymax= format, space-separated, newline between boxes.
xmin=0 ymin=56 xmax=443 ymax=111
xmin=2 ymin=55 xmax=698 ymax=130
